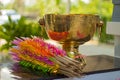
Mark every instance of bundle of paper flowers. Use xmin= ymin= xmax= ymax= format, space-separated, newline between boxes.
xmin=10 ymin=37 xmax=84 ymax=77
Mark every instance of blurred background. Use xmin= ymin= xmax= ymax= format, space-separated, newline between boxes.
xmin=0 ymin=0 xmax=114 ymax=62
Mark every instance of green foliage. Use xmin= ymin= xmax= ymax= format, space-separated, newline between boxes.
xmin=0 ymin=2 xmax=3 ymax=9
xmin=99 ymin=16 xmax=114 ymax=43
xmin=25 ymin=0 xmax=66 ymax=16
xmin=71 ymin=0 xmax=113 ymax=15
xmin=0 ymin=16 xmax=48 ymax=51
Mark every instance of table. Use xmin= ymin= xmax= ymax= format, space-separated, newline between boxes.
xmin=0 ymin=55 xmax=120 ymax=80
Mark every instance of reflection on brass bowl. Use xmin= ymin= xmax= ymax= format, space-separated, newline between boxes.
xmin=39 ymin=14 xmax=102 ymax=69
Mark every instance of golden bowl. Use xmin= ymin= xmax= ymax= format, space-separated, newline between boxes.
xmin=39 ymin=14 xmax=101 ymax=47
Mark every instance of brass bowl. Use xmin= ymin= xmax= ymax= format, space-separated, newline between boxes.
xmin=39 ymin=14 xmax=101 ymax=46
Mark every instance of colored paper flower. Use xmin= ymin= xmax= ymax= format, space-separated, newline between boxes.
xmin=10 ymin=37 xmax=66 ymax=73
